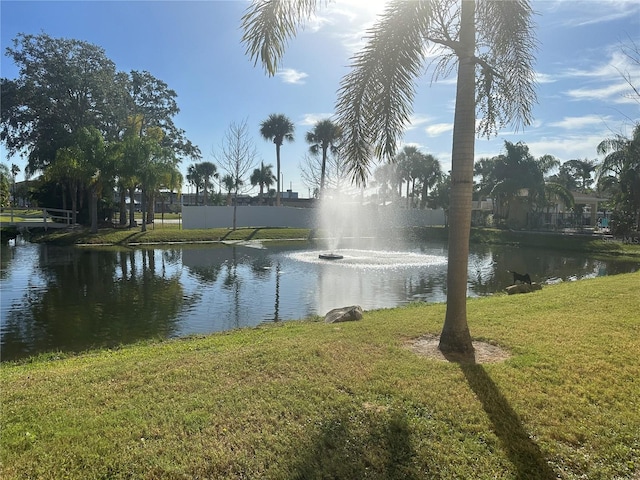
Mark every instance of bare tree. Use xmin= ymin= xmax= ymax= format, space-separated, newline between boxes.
xmin=215 ymin=119 xmax=259 ymax=230
xmin=300 ymin=149 xmax=350 ymax=196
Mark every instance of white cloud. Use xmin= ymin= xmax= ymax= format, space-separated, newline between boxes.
xmin=555 ymin=50 xmax=640 ymax=104
xmin=406 ymin=114 xmax=434 ymax=131
xmin=425 ymin=123 xmax=453 ymax=137
xmin=276 ymin=68 xmax=308 ymax=85
xmin=311 ymin=1 xmax=386 ymax=54
xmin=535 ymin=72 xmax=557 ymax=84
xmin=300 ymin=113 xmax=334 ymax=126
xmin=546 ymin=0 xmax=640 ymax=27
xmin=565 ymin=82 xmax=634 ymax=103
xmin=526 ymin=134 xmax=607 ymax=161
xmin=548 ymin=115 xmax=611 ymax=130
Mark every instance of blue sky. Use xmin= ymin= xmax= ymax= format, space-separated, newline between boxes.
xmin=1 ymin=0 xmax=639 ymax=198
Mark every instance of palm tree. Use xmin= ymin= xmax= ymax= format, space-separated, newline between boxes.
xmin=597 ymin=124 xmax=640 ymax=233
xmin=0 ymin=164 xmax=10 ymax=210
xmin=198 ymin=161 xmax=218 ymax=206
xmin=243 ymin=0 xmax=537 ymax=356
xmin=478 ymin=141 xmax=558 ymax=225
xmin=259 ymin=113 xmax=294 ymax=206
xmin=417 ymin=154 xmax=442 ymax=209
xmin=10 ymin=163 xmax=20 ymax=222
xmin=561 ymin=159 xmax=596 ymax=193
xmin=543 ymin=181 xmax=574 ymax=216
xmin=186 ymin=163 xmax=204 ymax=205
xmin=395 ymin=146 xmax=416 ymax=208
xmin=10 ymin=164 xmax=19 ymax=192
xmin=250 ymin=161 xmax=275 ymax=203
xmin=373 ymin=162 xmax=398 ymax=205
xmin=221 ymin=173 xmax=235 ymax=206
xmin=305 ymin=119 xmax=342 ymax=193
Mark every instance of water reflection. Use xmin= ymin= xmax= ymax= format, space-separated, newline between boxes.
xmin=1 ymin=244 xmax=186 ymax=361
xmin=1 ymin=240 xmax=638 ymax=362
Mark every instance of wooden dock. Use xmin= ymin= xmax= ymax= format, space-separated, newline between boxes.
xmin=1 ymin=208 xmax=75 ymax=230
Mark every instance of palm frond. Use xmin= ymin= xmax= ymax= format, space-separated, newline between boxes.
xmin=241 ymin=0 xmax=320 ymax=76
xmin=336 ymin=0 xmax=433 ymax=186
xmin=475 ymin=0 xmax=538 ymax=136
xmin=545 ymin=182 xmax=574 ymax=209
xmin=597 ymin=134 xmax=627 ymax=156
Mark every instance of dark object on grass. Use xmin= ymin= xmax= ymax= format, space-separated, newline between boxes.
xmin=508 ymin=270 xmax=531 ymax=284
xmin=324 ymin=305 xmax=363 ymax=323
xmin=505 ymin=283 xmax=542 ymax=295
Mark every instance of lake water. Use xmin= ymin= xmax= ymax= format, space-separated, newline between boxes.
xmin=1 ymin=237 xmax=638 ymax=362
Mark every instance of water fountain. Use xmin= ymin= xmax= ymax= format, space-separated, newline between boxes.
xmin=309 ymin=190 xmax=447 ymax=268
xmin=318 ymin=252 xmax=344 ymax=260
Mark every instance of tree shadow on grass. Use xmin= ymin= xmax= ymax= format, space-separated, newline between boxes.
xmin=459 ymin=362 xmax=557 ymax=479
xmin=289 ymin=409 xmax=426 ymax=480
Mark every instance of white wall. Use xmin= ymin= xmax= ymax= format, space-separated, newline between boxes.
xmin=182 ymin=206 xmax=445 ymax=230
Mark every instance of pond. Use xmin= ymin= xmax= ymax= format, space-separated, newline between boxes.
xmin=1 ymin=237 xmax=638 ymax=362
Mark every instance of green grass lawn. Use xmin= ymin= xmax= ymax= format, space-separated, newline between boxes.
xmin=2 ymin=271 xmax=639 ymax=479
xmin=28 ymin=225 xmax=312 ymax=246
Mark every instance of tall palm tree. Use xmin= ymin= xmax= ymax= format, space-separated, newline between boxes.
xmin=198 ymin=161 xmax=218 ymax=206
xmin=250 ymin=161 xmax=275 ymax=202
xmin=305 ymin=119 xmax=342 ymax=193
xmin=243 ymin=0 xmax=537 ymax=356
xmin=259 ymin=113 xmax=294 ymax=206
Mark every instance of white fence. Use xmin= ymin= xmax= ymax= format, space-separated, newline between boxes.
xmin=182 ymin=206 xmax=445 ymax=231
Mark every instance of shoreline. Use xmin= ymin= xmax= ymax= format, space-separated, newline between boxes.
xmin=4 ymin=225 xmax=640 ymax=259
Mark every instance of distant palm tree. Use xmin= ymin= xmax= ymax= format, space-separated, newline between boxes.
xmin=394 ymin=146 xmax=423 ymax=208
xmin=250 ymin=161 xmax=275 ymax=203
xmin=543 ymin=181 xmax=574 ymax=215
xmin=222 ymin=173 xmax=235 ymax=206
xmin=243 ymin=0 xmax=537 ymax=357
xmin=597 ymin=124 xmax=640 ymax=233
xmin=373 ymin=162 xmax=398 ymax=205
xmin=186 ymin=164 xmax=204 ymax=205
xmin=417 ymin=154 xmax=442 ymax=209
xmin=562 ymin=159 xmax=597 ymax=192
xmin=198 ymin=161 xmax=218 ymax=206
xmin=305 ymin=119 xmax=342 ymax=193
xmin=259 ymin=113 xmax=294 ymax=206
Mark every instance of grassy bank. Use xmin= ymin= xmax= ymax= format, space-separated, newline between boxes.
xmin=29 ymin=225 xmax=311 ymax=246
xmin=415 ymin=226 xmax=640 ymax=259
xmin=2 ymin=272 xmax=639 ymax=479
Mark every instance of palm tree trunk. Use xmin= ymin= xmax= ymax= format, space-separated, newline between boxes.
xmin=406 ymin=181 xmax=410 ymax=208
xmin=147 ymin=192 xmax=155 ymax=224
xmin=439 ymin=0 xmax=476 ymax=357
xmin=141 ymin=188 xmax=147 ymax=232
xmin=119 ymin=186 xmax=127 ymax=225
xmin=71 ymin=183 xmax=78 ymax=225
xmin=129 ymin=186 xmax=136 ymax=228
xmin=276 ymin=143 xmax=281 ymax=207
xmin=320 ymin=147 xmax=327 ymax=192
xmin=90 ymin=185 xmax=98 ymax=234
